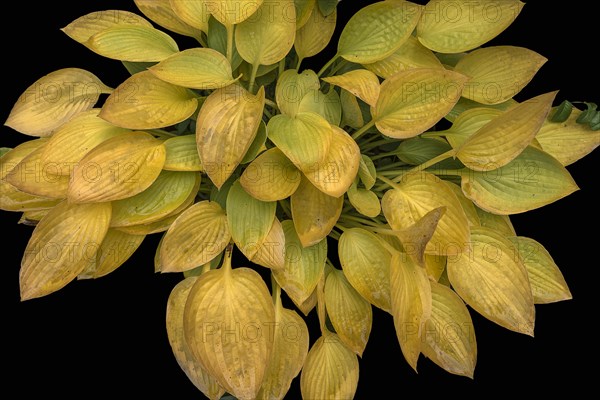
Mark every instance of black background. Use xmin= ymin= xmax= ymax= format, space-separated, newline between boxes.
xmin=2 ymin=1 xmax=598 ymax=397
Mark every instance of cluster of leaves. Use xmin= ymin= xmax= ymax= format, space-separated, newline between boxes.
xmin=2 ymin=0 xmax=599 ymax=399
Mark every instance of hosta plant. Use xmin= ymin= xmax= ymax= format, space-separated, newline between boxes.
xmin=3 ymin=0 xmax=599 ymax=398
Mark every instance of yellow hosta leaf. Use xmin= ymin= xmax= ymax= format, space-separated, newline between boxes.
xmin=295 ymin=6 xmax=336 ymax=61
xmin=41 ymin=109 xmax=129 ymax=175
xmin=417 ymin=0 xmax=524 ymax=53
xmin=240 ymin=148 xmax=302 ymax=202
xmin=475 ymin=207 xmax=515 ymax=236
xmin=5 ymin=68 xmax=112 ymax=137
xmin=204 ymin=0 xmax=265 ymax=25
xmin=338 ymin=228 xmax=392 ymax=312
xmin=197 ymin=85 xmax=265 ymax=188
xmin=323 ymin=69 xmax=380 ymax=107
xmin=358 ymin=155 xmax=376 ymax=190
xmin=363 ymin=36 xmax=443 ymax=79
xmin=446 ymin=97 xmax=517 ymax=123
xmin=150 ymin=48 xmax=237 ymax=89
xmin=445 ymin=107 xmax=505 ymax=150
xmin=447 ymin=227 xmax=534 ymax=335
xmin=20 ymin=201 xmax=111 ymax=300
xmin=457 ymin=46 xmax=547 ymax=105
xmin=19 ymin=209 xmax=52 ymax=225
xmin=300 ymin=332 xmax=359 ymax=399
xmin=79 ymin=229 xmax=145 ymax=279
xmin=425 ymin=254 xmax=447 ymax=282
xmin=303 ymin=125 xmax=359 ymax=197
xmin=100 ymin=71 xmax=198 ymax=129
xmin=170 ymin=0 xmax=210 ymax=33
xmin=184 ymin=264 xmax=275 ymax=400
xmin=236 ymin=0 xmax=296 ymax=66
xmin=160 ymin=201 xmax=230 ymax=272
xmin=272 ymin=220 xmax=326 ymax=305
xmin=110 ymin=171 xmax=198 ymax=227
xmin=227 ymin=181 xmax=276 ymax=259
xmin=456 ymin=92 xmax=557 ymax=171
xmin=292 ymin=287 xmax=317 ymax=316
xmin=267 ymin=112 xmax=332 ymax=171
xmin=275 ymin=69 xmax=320 ymax=117
xmin=374 ymin=69 xmax=468 ymax=138
xmin=116 ymin=211 xmax=182 ymax=235
xmin=69 ymin=131 xmax=166 ymax=203
xmin=337 ymin=1 xmax=422 ymax=64
xmin=257 ymin=294 xmax=309 ymax=400
xmin=163 ymin=135 xmax=203 ymax=172
xmin=325 ymin=268 xmax=372 ymax=356
xmin=537 ymin=108 xmax=600 ymax=166
xmin=134 ymin=0 xmax=202 ymax=38
xmin=390 ymin=252 xmax=432 ymax=371
xmin=87 ymin=26 xmax=179 ymax=62
xmin=462 ymin=146 xmax=579 ymax=215
xmin=166 ymin=277 xmax=226 ymax=400
xmin=382 ymin=171 xmax=470 ymax=256
xmin=509 ymin=236 xmax=572 ymax=304
xmin=298 ymin=89 xmax=342 ymax=126
xmin=291 ymin=177 xmax=343 ymax=247
xmin=443 ymin=181 xmax=480 ymax=227
xmin=62 ymin=10 xmax=152 ymax=43
xmin=6 ymin=144 xmax=70 ymax=199
xmin=347 ymin=182 xmax=380 ymax=218
xmin=241 ymin=121 xmax=268 ymax=164
xmin=340 ymin=89 xmax=364 ymax=129
xmin=251 ymin=217 xmax=286 ymax=270
xmin=393 ymin=207 xmax=445 ymax=266
xmin=294 ymin=0 xmax=316 ymax=28
xmin=422 ymin=282 xmax=477 ymax=378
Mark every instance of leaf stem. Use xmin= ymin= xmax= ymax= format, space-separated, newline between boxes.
xmin=317 ymin=54 xmax=340 ymax=78
xmin=226 ymin=23 xmax=235 ymax=66
xmin=248 ymin=62 xmax=259 ymax=94
xmin=406 ymin=149 xmax=455 ymax=174
xmin=264 ymin=98 xmax=280 ymax=112
xmin=352 ymin=120 xmax=376 ymax=140
xmin=148 ymin=129 xmax=177 ymax=139
xmin=296 ymin=56 xmax=303 ymax=71
xmin=376 ymin=174 xmax=402 ymax=191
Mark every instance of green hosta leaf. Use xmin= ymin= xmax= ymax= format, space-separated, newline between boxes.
xmin=300 ymin=332 xmax=359 ymax=400
xmin=163 ymin=135 xmax=203 ymax=172
xmin=184 ymin=264 xmax=275 ymax=400
xmin=87 ymin=26 xmax=179 ymax=62
xmin=170 ymin=0 xmax=210 ymax=33
xmin=196 ymin=84 xmax=265 ymax=189
xmin=240 ymin=148 xmax=302 ymax=202
xmin=417 ymin=0 xmax=524 ymax=53
xmin=363 ymin=36 xmax=443 ymax=79
xmin=446 ymin=97 xmax=518 ymax=123
xmin=79 ymin=229 xmax=145 ymax=279
xmin=273 ymin=220 xmax=326 ymax=305
xmin=166 ymin=277 xmax=226 ymax=400
xmin=448 ymin=227 xmax=534 ymax=335
xmin=276 ymin=69 xmax=320 ymax=117
xmin=456 ymin=92 xmax=557 ymax=171
xmin=358 ymin=154 xmax=376 ymax=190
xmin=5 ymin=68 xmax=112 ymax=137
xmin=257 ymin=294 xmax=309 ymax=400
xmin=110 ymin=171 xmax=199 ymax=227
xmin=422 ymin=282 xmax=477 ymax=378
xmin=291 ymin=177 xmax=343 ymax=247
xmin=160 ymin=201 xmax=230 ymax=273
xmin=381 ymin=171 xmax=470 ymax=257
xmin=340 ymin=89 xmax=364 ymax=129
xmin=68 ymin=131 xmax=166 ymax=203
xmin=62 ymin=10 xmax=152 ymax=43
xmin=267 ymin=112 xmax=332 ymax=171
xmin=318 ymin=0 xmax=338 ymax=16
xmin=20 ymin=201 xmax=112 ymax=300
xmin=337 ymin=1 xmax=422 ymax=64
xmin=374 ymin=68 xmax=468 ymax=138
xmin=134 ymin=0 xmax=202 ymax=38
xmin=325 ymin=268 xmax=372 ymax=356
xmin=396 ymin=136 xmax=458 ymax=169
xmin=236 ymin=0 xmax=296 ymax=66
xmin=444 ymin=107 xmax=505 ymax=149
xmin=295 ymin=6 xmax=336 ymax=61
xmin=323 ymin=69 xmax=380 ymax=107
xmin=294 ymin=0 xmax=316 ymax=28
xmin=227 ymin=181 xmax=276 ymax=259
xmin=122 ymin=61 xmax=156 ymax=75
xmin=461 ymin=146 xmax=579 ymax=215
xmin=40 ymin=109 xmax=129 ymax=174
xmin=537 ymin=108 xmax=600 ymax=166
xmin=390 ymin=252 xmax=432 ymax=371
xmin=150 ymin=48 xmax=237 ymax=89
xmin=509 ymin=236 xmax=572 ymax=304
xmin=100 ymin=71 xmax=198 ymax=129
xmin=338 ymin=228 xmax=392 ymax=312
xmin=456 ymin=46 xmax=547 ymax=105
xmin=207 ymin=16 xmax=243 ymax=70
